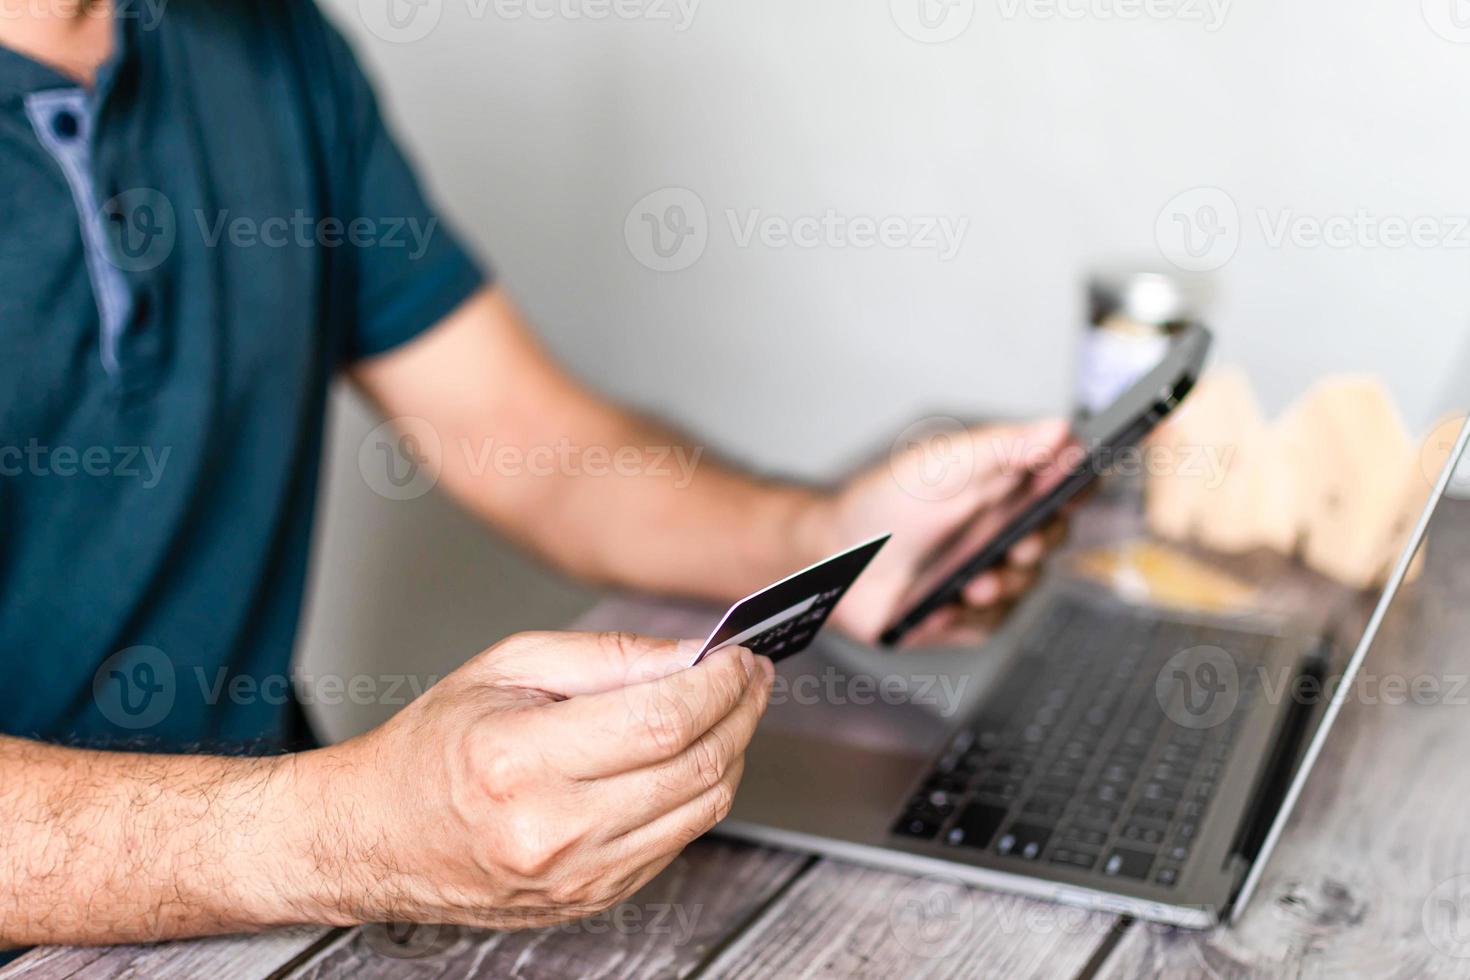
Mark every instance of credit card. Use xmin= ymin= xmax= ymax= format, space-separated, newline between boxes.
xmin=690 ymin=533 xmax=890 ymax=666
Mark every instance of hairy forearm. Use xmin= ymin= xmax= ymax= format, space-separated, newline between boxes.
xmin=496 ymin=403 xmax=833 ymax=600
xmin=0 ymin=736 xmax=348 ymax=947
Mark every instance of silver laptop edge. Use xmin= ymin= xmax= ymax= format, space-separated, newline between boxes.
xmin=1228 ymin=414 xmax=1470 ymax=924
xmin=722 ymin=817 xmax=1218 ymax=928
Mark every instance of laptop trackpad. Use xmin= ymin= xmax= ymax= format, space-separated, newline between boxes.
xmin=728 ymin=728 xmax=929 ymax=842
xmin=724 ymin=639 xmax=983 ymax=842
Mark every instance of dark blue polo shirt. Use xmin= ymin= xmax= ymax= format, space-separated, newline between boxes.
xmin=0 ymin=0 xmax=486 ymax=752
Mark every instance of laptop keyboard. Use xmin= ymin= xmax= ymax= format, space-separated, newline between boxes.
xmin=892 ymin=595 xmax=1268 ymax=890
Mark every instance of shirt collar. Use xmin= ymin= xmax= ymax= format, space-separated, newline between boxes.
xmin=0 ymin=14 xmax=131 ymax=105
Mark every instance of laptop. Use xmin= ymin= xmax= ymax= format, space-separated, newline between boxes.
xmin=720 ymin=346 xmax=1470 ymax=929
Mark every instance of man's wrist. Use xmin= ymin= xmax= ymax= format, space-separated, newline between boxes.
xmin=226 ymin=747 xmax=375 ymax=930
xmin=761 ymin=483 xmax=839 ymax=573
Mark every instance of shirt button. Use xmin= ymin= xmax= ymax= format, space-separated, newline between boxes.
xmin=131 ymin=287 xmax=153 ymax=327
xmin=51 ymin=109 xmax=80 ymax=140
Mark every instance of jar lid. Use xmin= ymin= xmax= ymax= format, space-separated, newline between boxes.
xmin=1088 ymin=269 xmax=1211 ymax=328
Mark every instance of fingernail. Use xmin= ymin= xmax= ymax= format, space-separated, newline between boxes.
xmin=760 ymin=656 xmax=776 ymax=680
xmin=739 ymin=647 xmax=755 ymax=678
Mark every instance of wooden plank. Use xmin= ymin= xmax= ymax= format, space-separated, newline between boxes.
xmin=1097 ymin=499 xmax=1470 ymax=979
xmin=700 ymin=859 xmax=1118 ymax=979
xmin=282 ymin=839 xmax=807 ymax=979
xmin=0 ymin=927 xmax=329 ymax=980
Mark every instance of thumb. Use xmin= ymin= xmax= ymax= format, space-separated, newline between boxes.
xmin=483 ymin=630 xmax=704 ymax=699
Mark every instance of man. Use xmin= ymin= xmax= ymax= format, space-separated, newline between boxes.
xmin=0 ymin=0 xmax=1066 ymax=949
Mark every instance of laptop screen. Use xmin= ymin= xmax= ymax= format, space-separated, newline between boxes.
xmin=1233 ymin=381 xmax=1470 ymax=919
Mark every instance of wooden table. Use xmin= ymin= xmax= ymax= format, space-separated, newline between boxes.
xmin=9 ymin=497 xmax=1470 ymax=979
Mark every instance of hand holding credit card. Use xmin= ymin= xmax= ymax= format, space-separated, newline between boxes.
xmin=689 ymin=534 xmax=890 ymax=666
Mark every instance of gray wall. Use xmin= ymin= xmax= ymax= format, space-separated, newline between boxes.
xmin=298 ymin=0 xmax=1470 ymax=738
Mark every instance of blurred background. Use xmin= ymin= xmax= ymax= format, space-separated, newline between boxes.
xmin=298 ymin=0 xmax=1470 ymax=739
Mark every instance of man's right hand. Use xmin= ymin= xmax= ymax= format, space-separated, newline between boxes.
xmin=290 ymin=631 xmax=774 ymax=930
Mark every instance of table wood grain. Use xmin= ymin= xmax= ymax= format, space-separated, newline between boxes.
xmin=8 ymin=498 xmax=1470 ymax=979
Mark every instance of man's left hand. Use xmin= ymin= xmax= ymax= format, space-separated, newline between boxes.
xmin=808 ymin=418 xmax=1072 ymax=646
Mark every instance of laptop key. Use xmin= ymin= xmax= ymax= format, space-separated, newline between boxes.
xmin=1103 ymin=849 xmax=1156 ymax=880
xmin=1021 ymin=801 xmax=1067 ymax=822
xmin=1075 ymin=806 xmax=1119 ymax=830
xmin=995 ymin=824 xmax=1052 ymax=861
xmin=1050 ymin=848 xmax=1100 ymax=870
xmin=1061 ymin=827 xmax=1107 ymax=847
xmin=974 ymin=777 xmax=1022 ymax=801
xmin=1133 ymin=802 xmax=1176 ymax=823
xmin=894 ymin=812 xmax=942 ymax=840
xmin=1121 ymin=825 xmax=1165 ymax=846
xmin=945 ymin=803 xmax=1008 ymax=849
